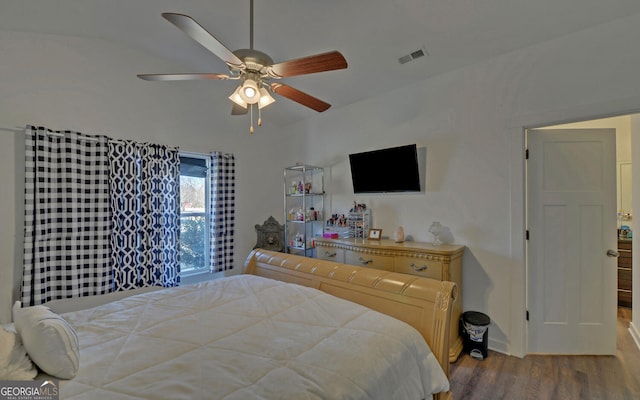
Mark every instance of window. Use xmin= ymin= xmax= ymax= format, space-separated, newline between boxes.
xmin=179 ymin=154 xmax=210 ymax=275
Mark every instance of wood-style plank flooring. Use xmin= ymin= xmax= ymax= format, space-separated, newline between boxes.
xmin=449 ymin=308 xmax=640 ymax=400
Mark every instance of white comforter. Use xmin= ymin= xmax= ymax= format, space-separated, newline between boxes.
xmin=59 ymin=275 xmax=449 ymax=399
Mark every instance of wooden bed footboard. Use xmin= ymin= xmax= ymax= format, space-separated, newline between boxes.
xmin=244 ymin=248 xmax=456 ymax=400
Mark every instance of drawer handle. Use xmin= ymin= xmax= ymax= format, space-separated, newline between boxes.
xmin=324 ymin=251 xmax=337 ymax=258
xmin=358 ymin=257 xmax=373 ymax=265
xmin=409 ymin=262 xmax=428 ymax=272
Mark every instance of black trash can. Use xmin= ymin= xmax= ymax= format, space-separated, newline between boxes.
xmin=460 ymin=311 xmax=490 ymax=360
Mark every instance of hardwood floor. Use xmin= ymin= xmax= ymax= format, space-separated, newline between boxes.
xmin=449 ymin=308 xmax=640 ymax=400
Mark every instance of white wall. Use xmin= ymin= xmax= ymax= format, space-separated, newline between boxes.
xmin=0 ymin=30 xmax=304 ymax=323
xmin=282 ymin=12 xmax=640 ymax=355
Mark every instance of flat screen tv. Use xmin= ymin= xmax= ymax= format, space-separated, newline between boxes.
xmin=349 ymin=144 xmax=422 ymax=193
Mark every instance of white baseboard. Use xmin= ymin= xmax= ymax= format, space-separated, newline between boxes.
xmin=629 ymin=321 xmax=640 ymax=351
xmin=487 ymin=322 xmax=640 ymax=357
xmin=488 ymin=338 xmax=511 ymax=356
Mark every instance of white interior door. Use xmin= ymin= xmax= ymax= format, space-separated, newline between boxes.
xmin=528 ymin=128 xmax=617 ymax=354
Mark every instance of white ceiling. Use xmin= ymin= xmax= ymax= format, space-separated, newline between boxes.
xmin=2 ymin=0 xmax=640 ymax=128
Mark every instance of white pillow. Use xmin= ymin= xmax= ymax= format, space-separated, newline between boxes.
xmin=0 ymin=325 xmax=37 ymax=380
xmin=12 ymin=301 xmax=79 ymax=379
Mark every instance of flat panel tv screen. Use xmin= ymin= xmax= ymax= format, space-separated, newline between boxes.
xmin=349 ymin=144 xmax=422 ymax=193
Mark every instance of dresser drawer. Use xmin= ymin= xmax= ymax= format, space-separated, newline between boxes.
xmin=316 ymin=247 xmax=345 ymax=263
xmin=618 ymin=240 xmax=632 ymax=251
xmin=618 ymin=268 xmax=632 ymax=291
xmin=344 ymin=250 xmax=393 ymax=271
xmin=394 ymin=256 xmax=444 ymax=280
xmin=619 ymin=290 xmax=632 ymax=308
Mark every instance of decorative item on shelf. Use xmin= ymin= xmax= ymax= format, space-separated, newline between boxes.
xmin=620 ymin=225 xmax=632 ymax=239
xmin=394 ymin=226 xmax=405 ymax=243
xmin=368 ymin=228 xmax=382 ymax=240
xmin=326 ymin=213 xmax=347 ymax=227
xmin=428 ymin=221 xmax=444 ymax=246
xmin=618 ymin=211 xmax=632 ymax=239
xmin=350 ymin=202 xmax=367 ymax=213
xmin=306 ymin=207 xmax=320 ymax=221
xmin=292 ymin=232 xmax=305 ymax=248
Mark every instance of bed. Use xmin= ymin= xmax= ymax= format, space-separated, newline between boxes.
xmin=17 ymin=249 xmax=456 ymax=400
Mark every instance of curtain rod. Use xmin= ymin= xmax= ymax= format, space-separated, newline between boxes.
xmin=1 ymin=126 xmax=163 ymax=147
xmin=0 ymin=127 xmax=24 ymax=134
xmin=36 ymin=129 xmax=101 ymax=142
xmin=0 ymin=126 xmax=105 ymax=142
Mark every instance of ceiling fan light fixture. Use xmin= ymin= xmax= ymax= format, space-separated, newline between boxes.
xmin=228 ymin=86 xmax=248 ymax=108
xmin=239 ymin=78 xmax=260 ymax=104
xmin=139 ymin=5 xmax=348 ymax=135
xmin=258 ymin=87 xmax=275 ymax=109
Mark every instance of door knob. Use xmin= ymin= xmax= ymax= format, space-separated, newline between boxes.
xmin=606 ymin=249 xmax=620 ymax=257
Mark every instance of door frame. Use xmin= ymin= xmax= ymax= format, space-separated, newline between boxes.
xmin=506 ymin=96 xmax=640 ymax=358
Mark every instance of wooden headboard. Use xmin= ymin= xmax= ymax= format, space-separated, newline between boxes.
xmin=243 ymin=248 xmax=456 ymax=400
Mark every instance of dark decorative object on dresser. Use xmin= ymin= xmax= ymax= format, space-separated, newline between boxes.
xmin=254 ymin=216 xmax=285 ymax=252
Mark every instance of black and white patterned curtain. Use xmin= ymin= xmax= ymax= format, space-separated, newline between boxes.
xmin=22 ymin=126 xmax=112 ymax=306
xmin=209 ymin=152 xmax=235 ymax=272
xmin=109 ymin=141 xmax=181 ymax=290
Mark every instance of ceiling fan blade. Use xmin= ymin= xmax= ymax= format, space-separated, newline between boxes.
xmin=137 ymin=73 xmax=230 ymax=81
xmin=162 ymin=13 xmax=245 ymax=68
xmin=231 ymin=103 xmax=248 ymax=115
xmin=270 ymin=83 xmax=331 ymax=112
xmin=266 ymin=51 xmax=347 ymax=78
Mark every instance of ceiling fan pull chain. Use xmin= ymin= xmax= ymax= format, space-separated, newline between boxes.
xmin=250 ymin=104 xmax=254 ymax=134
xmin=258 ymin=106 xmax=263 ymax=127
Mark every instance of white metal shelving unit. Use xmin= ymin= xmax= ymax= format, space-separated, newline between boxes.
xmin=284 ymin=165 xmax=324 ymax=256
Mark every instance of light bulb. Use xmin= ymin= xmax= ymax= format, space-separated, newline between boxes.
xmin=243 ymin=86 xmax=256 ymax=98
xmin=239 ymin=79 xmax=260 ymax=104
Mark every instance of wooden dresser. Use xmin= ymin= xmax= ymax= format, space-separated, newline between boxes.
xmin=618 ymin=239 xmax=632 ymax=308
xmin=315 ymin=237 xmax=465 ymax=362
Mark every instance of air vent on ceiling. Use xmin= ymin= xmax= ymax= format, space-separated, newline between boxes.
xmin=398 ymin=48 xmax=427 ymax=65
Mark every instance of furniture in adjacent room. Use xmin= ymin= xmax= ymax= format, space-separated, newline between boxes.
xmin=283 ymin=164 xmax=324 ymax=256
xmin=618 ymin=238 xmax=632 ymax=308
xmin=315 ymin=237 xmax=465 ymax=362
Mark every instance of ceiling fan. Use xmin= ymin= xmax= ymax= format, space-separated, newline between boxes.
xmin=137 ymin=0 xmax=348 ymax=133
